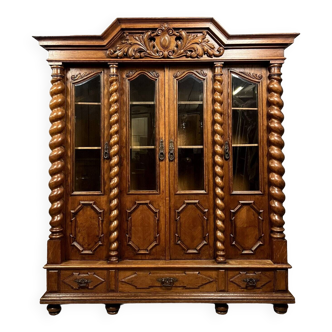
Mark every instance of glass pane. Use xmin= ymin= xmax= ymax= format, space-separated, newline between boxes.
xmin=233 ymin=147 xmax=259 ymax=191
xmin=177 ymin=74 xmax=204 ymax=191
xmin=178 ymin=104 xmax=203 ymax=147
xmin=130 ymin=149 xmax=156 ymax=191
xmin=75 ymin=75 xmax=101 ymax=103
xmin=178 ymin=148 xmax=204 ymax=190
xmin=75 ymin=149 xmax=101 ymax=191
xmin=232 ymin=74 xmax=257 ymax=108
xmin=178 ymin=75 xmax=203 ymax=101
xmin=231 ymin=73 xmax=260 ymax=192
xmin=129 ymin=75 xmax=156 ymax=191
xmin=232 ymin=110 xmax=258 ymax=144
xmin=130 ymin=75 xmax=155 ymax=102
xmin=74 ymin=74 xmax=102 ymax=192
xmin=75 ymin=105 xmax=101 ymax=147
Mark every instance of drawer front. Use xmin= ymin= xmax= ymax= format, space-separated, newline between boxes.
xmin=60 ymin=270 xmax=114 ymax=293
xmin=119 ymin=270 xmax=217 ymax=292
xmin=227 ymin=270 xmax=274 ymax=292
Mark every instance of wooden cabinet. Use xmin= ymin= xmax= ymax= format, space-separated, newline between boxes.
xmin=35 ymin=18 xmax=298 ymax=316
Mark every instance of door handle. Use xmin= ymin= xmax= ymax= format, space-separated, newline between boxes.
xmin=159 ymin=139 xmax=165 ymax=161
xmin=103 ymin=142 xmax=110 ymax=160
xmin=224 ymin=141 xmax=230 ymax=161
xmin=168 ymin=139 xmax=175 ymax=161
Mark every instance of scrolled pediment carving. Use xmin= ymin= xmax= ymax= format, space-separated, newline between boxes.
xmin=107 ymin=23 xmax=224 ymax=59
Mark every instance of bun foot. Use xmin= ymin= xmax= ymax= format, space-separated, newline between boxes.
xmin=105 ymin=304 xmax=121 ymax=315
xmin=215 ymin=303 xmax=229 ymax=315
xmin=273 ymin=304 xmax=288 ymax=314
xmin=47 ymin=304 xmax=61 ymax=316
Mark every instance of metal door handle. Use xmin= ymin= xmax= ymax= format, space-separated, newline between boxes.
xmin=103 ymin=142 xmax=110 ymax=160
xmin=159 ymin=139 xmax=165 ymax=161
xmin=224 ymin=141 xmax=230 ymax=161
xmin=168 ymin=139 xmax=175 ymax=161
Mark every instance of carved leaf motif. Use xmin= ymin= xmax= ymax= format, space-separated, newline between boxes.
xmin=107 ymin=24 xmax=224 ymax=59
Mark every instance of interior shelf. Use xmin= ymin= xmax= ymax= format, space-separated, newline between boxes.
xmin=130 ymin=146 xmax=155 ymax=149
xmin=232 ymin=144 xmax=258 ymax=147
xmin=178 ymin=145 xmax=203 ymax=148
xmin=75 ymin=147 xmax=101 ymax=149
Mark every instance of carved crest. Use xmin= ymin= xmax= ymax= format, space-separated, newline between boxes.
xmin=107 ymin=23 xmax=224 ymax=59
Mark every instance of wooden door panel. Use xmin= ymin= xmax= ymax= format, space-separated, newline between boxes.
xmin=65 ymin=67 xmax=110 ymax=260
xmin=119 ymin=66 xmax=166 ymax=260
xmin=168 ymin=66 xmax=214 ymax=260
xmin=223 ymin=65 xmax=270 ymax=259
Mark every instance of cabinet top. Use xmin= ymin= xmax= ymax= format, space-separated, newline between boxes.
xmin=34 ymin=17 xmax=299 ymax=63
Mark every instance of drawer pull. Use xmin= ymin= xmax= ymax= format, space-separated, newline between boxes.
xmin=74 ymin=278 xmax=92 ymax=289
xmin=157 ymin=277 xmax=178 ymax=288
xmin=243 ymin=278 xmax=259 ymax=288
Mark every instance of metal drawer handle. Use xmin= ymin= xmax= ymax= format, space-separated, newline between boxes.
xmin=224 ymin=141 xmax=230 ymax=161
xmin=104 ymin=142 xmax=110 ymax=160
xmin=243 ymin=278 xmax=259 ymax=288
xmin=157 ymin=277 xmax=178 ymax=288
xmin=74 ymin=278 xmax=92 ymax=289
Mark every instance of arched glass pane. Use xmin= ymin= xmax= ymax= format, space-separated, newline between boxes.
xmin=129 ymin=74 xmax=156 ymax=191
xmin=231 ymin=74 xmax=259 ymax=191
xmin=177 ymin=74 xmax=204 ymax=191
xmin=74 ymin=75 xmax=101 ymax=192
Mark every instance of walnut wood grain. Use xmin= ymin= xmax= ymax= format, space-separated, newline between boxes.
xmin=49 ymin=64 xmax=65 ymax=241
xmin=213 ymin=62 xmax=226 ymax=263
xmin=108 ymin=63 xmax=120 ymax=263
xmin=268 ymin=63 xmax=286 ymax=239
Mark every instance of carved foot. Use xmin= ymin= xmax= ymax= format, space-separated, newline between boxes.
xmin=47 ymin=304 xmax=61 ymax=316
xmin=105 ymin=304 xmax=121 ymax=315
xmin=215 ymin=303 xmax=228 ymax=315
xmin=273 ymin=304 xmax=288 ymax=314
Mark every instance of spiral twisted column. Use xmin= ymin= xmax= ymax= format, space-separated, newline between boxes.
xmin=108 ymin=63 xmax=120 ymax=263
xmin=213 ymin=62 xmax=226 ymax=263
xmin=268 ymin=63 xmax=286 ymax=239
xmin=49 ymin=64 xmax=65 ymax=241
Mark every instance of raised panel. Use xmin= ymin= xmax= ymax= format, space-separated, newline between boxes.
xmin=119 ymin=270 xmax=217 ymax=292
xmin=126 ymin=201 xmax=160 ymax=254
xmin=61 ymin=271 xmax=107 ymax=292
xmin=228 ymin=271 xmax=273 ymax=292
xmin=175 ymin=200 xmax=208 ymax=254
xmin=230 ymin=201 xmax=263 ymax=254
xmin=70 ymin=201 xmax=104 ymax=254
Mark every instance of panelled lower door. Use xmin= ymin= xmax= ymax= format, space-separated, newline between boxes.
xmin=120 ymin=66 xmax=214 ymax=260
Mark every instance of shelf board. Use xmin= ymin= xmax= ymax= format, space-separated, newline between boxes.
xmin=130 ymin=146 xmax=155 ymax=149
xmin=130 ymin=101 xmax=155 ymax=105
xmin=75 ymin=147 xmax=101 ymax=149
xmin=75 ymin=102 xmax=101 ymax=105
xmin=232 ymin=144 xmax=258 ymax=147
xmin=178 ymin=145 xmax=203 ymax=149
xmin=178 ymin=101 xmax=203 ymax=105
xmin=232 ymin=107 xmax=258 ymax=110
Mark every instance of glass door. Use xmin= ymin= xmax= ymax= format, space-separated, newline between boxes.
xmin=119 ymin=68 xmax=166 ymax=260
xmin=168 ymin=67 xmax=214 ymax=260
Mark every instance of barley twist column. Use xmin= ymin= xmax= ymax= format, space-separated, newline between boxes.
xmin=108 ymin=63 xmax=120 ymax=263
xmin=268 ymin=63 xmax=286 ymax=240
xmin=49 ymin=64 xmax=65 ymax=240
xmin=213 ymin=62 xmax=226 ymax=263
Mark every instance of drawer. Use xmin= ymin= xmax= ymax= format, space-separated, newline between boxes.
xmin=60 ymin=270 xmax=115 ymax=293
xmin=227 ymin=270 xmax=274 ymax=292
xmin=119 ymin=270 xmax=217 ymax=292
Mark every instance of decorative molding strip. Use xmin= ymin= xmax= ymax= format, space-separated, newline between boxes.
xmin=238 ymin=71 xmax=263 ymax=81
xmin=126 ymin=70 xmax=160 ymax=79
xmin=107 ymin=23 xmax=224 ymax=59
xmin=173 ymin=70 xmax=207 ymax=79
xmin=71 ymin=71 xmax=95 ymax=82
xmin=213 ymin=62 xmax=226 ymax=264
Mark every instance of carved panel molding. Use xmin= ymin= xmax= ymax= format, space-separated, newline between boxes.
xmin=173 ymin=70 xmax=207 ymax=79
xmin=126 ymin=70 xmax=159 ymax=79
xmin=62 ymin=272 xmax=105 ymax=290
xmin=71 ymin=71 xmax=99 ymax=82
xmin=126 ymin=201 xmax=160 ymax=254
xmin=238 ymin=71 xmax=263 ymax=81
xmin=230 ymin=272 xmax=271 ymax=290
xmin=70 ymin=201 xmax=104 ymax=254
xmin=175 ymin=200 xmax=208 ymax=254
xmin=230 ymin=201 xmax=263 ymax=254
xmin=107 ymin=23 xmax=224 ymax=59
